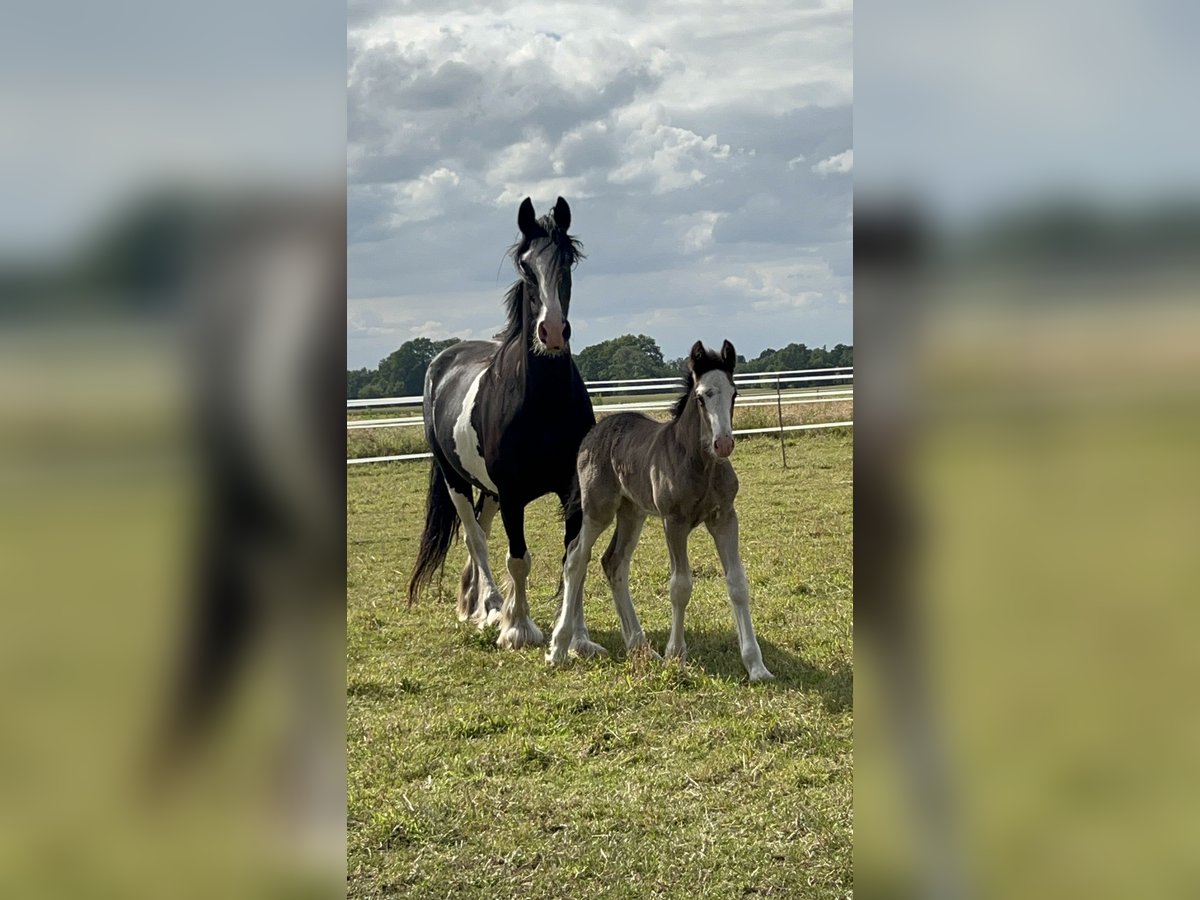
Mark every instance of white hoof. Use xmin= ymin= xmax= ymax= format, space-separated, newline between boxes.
xmin=472 ymin=594 xmax=503 ymax=629
xmin=664 ymin=640 xmax=687 ymax=660
xmin=628 ymin=639 xmax=661 ymax=661
xmin=497 ymin=618 xmax=544 ymax=650
xmin=748 ymin=664 xmax=775 ymax=683
xmin=545 ymin=643 xmax=570 ymax=666
xmin=570 ymin=637 xmax=609 ymax=659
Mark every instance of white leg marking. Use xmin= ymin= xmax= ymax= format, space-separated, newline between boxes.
xmin=663 ymin=519 xmax=693 ymax=660
xmin=452 ymin=370 xmax=499 ymax=495
xmin=497 ymin=551 xmax=543 ymax=649
xmin=547 ymin=516 xmax=607 ymax=665
xmin=445 ymin=488 xmax=504 ymax=627
xmin=708 ymin=510 xmax=773 ymax=682
xmin=607 ymin=513 xmax=652 ymax=655
xmin=458 ymin=494 xmax=500 ymax=622
xmin=569 ymin=586 xmax=608 ymax=659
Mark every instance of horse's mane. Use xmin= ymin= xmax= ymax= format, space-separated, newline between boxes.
xmin=670 ymin=345 xmax=732 ymax=420
xmin=495 ymin=213 xmax=585 ymax=344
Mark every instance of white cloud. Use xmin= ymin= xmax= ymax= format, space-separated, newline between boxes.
xmin=676 ymin=210 xmax=722 ymax=253
xmin=811 ymin=149 xmax=853 ymax=175
xmin=346 ymin=0 xmax=852 ymax=368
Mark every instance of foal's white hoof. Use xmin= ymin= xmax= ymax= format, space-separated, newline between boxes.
xmin=570 ymin=637 xmax=609 ymax=659
xmin=748 ymin=665 xmax=775 ymax=683
xmin=545 ymin=644 xmax=570 ymax=667
xmin=497 ymin=618 xmax=544 ymax=650
xmin=664 ymin=641 xmax=687 ymax=660
xmin=628 ymin=640 xmax=661 ymax=662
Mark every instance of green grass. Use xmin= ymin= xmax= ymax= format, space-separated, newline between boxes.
xmin=347 ymin=430 xmax=853 ymax=898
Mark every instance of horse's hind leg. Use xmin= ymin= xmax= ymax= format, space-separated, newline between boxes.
xmin=496 ymin=500 xmax=543 ymax=650
xmin=457 ymin=493 xmax=499 ymax=623
xmin=602 ymin=501 xmax=654 ymax=656
xmin=443 ymin=485 xmax=505 ymax=629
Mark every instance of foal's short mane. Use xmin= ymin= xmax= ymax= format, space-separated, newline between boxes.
xmin=496 ymin=213 xmax=585 ymax=345
xmin=670 ymin=346 xmax=733 ymax=420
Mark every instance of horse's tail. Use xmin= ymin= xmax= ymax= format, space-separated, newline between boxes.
xmin=407 ymin=462 xmax=459 ymax=605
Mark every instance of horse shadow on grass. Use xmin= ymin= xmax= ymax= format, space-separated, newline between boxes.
xmin=581 ymin=626 xmax=852 ymax=714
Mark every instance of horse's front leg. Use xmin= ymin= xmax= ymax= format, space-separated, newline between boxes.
xmin=496 ymin=499 xmax=543 ymax=649
xmin=547 ymin=511 xmax=610 ymax=665
xmin=662 ymin=517 xmax=693 ymax=660
xmin=558 ymin=487 xmax=608 ymax=659
xmin=706 ymin=507 xmax=774 ymax=682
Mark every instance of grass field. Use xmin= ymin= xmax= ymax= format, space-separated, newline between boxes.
xmin=347 ymin=429 xmax=853 ymax=898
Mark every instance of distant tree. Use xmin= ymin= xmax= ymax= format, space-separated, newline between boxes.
xmin=346 ymin=337 xmax=461 ymax=399
xmin=740 ymin=342 xmax=853 ymax=374
xmin=346 ymin=368 xmax=373 ymax=399
xmin=373 ymin=337 xmax=461 ymax=397
xmin=663 ymin=356 xmax=688 ymax=378
xmin=575 ymin=334 xmax=666 ymax=381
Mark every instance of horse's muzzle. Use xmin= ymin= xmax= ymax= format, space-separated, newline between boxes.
xmin=714 ymin=435 xmax=734 ymax=458
xmin=537 ymin=318 xmax=568 ymax=353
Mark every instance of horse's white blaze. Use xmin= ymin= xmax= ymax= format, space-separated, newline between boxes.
xmin=453 ymin=369 xmax=499 ymax=493
xmin=523 ymin=247 xmax=565 ymax=347
xmin=697 ymin=370 xmax=736 ymax=448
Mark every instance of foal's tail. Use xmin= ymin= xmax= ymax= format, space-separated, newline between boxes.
xmin=407 ymin=462 xmax=459 ymax=605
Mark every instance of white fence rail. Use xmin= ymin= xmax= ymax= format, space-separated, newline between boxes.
xmin=347 ymin=367 xmax=852 ymax=465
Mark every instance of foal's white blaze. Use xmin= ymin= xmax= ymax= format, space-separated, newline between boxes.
xmin=697 ymin=370 xmax=736 ymax=458
xmin=453 ymin=369 xmax=499 ymax=493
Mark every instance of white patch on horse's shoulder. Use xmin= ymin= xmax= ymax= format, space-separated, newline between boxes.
xmin=453 ymin=370 xmax=499 ymax=493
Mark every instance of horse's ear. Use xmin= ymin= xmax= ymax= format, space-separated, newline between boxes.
xmin=518 ymin=197 xmax=537 ymax=236
xmin=720 ymin=339 xmax=736 ymax=372
xmin=553 ymin=196 xmax=571 ymax=231
xmin=687 ymin=340 xmax=706 ymax=374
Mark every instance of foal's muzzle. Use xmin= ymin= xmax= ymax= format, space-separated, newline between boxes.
xmin=714 ymin=435 xmax=735 ymax=458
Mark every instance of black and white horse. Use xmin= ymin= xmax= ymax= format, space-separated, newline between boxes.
xmin=407 ymin=197 xmax=600 ymax=652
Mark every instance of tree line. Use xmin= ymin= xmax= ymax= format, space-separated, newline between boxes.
xmin=347 ymin=334 xmax=853 ymax=399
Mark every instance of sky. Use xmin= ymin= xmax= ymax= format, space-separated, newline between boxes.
xmin=347 ymin=0 xmax=852 ymax=370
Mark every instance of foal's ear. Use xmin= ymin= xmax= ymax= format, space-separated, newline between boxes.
xmin=518 ymin=197 xmax=537 ymax=236
xmin=687 ymin=340 xmax=707 ymax=373
xmin=552 ymin=196 xmax=571 ymax=232
xmin=720 ymin=339 xmax=737 ymax=372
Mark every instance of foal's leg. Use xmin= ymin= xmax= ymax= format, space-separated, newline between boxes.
xmin=496 ymin=500 xmax=543 ymax=649
xmin=662 ymin=516 xmax=694 ymax=661
xmin=444 ymin=485 xmax=506 ymax=627
xmin=705 ymin=507 xmax=774 ymax=682
xmin=546 ymin=510 xmax=611 ymax=665
xmin=603 ymin=502 xmax=654 ymax=656
xmin=458 ymin=493 xmax=500 ymax=624
xmin=559 ymin=488 xmax=607 ymax=659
